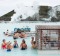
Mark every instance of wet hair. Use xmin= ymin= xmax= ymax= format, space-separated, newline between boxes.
xmin=14 ymin=32 xmax=17 ymax=35
xmin=33 ymin=41 xmax=36 ymax=44
xmin=14 ymin=40 xmax=17 ymax=42
xmin=32 ymin=37 xmax=34 ymax=39
xmin=3 ymin=39 xmax=5 ymax=42
xmin=31 ymin=37 xmax=34 ymax=41
xmin=3 ymin=32 xmax=5 ymax=34
xmin=7 ymin=30 xmax=8 ymax=31
xmin=22 ymin=39 xmax=25 ymax=43
xmin=19 ymin=32 xmax=21 ymax=33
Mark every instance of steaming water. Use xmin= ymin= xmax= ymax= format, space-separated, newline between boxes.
xmin=0 ymin=23 xmax=60 ymax=56
xmin=11 ymin=5 xmax=60 ymax=22
xmin=11 ymin=5 xmax=39 ymax=22
xmin=0 ymin=23 xmax=38 ymax=56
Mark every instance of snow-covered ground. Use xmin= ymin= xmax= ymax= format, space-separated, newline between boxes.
xmin=11 ymin=3 xmax=39 ymax=22
xmin=0 ymin=0 xmax=60 ymax=22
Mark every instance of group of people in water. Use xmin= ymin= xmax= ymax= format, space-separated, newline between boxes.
xmin=13 ymin=32 xmax=26 ymax=39
xmin=4 ymin=30 xmax=12 ymax=36
xmin=4 ymin=30 xmax=27 ymax=38
xmin=1 ymin=37 xmax=37 ymax=52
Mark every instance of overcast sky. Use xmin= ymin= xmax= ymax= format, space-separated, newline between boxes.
xmin=0 ymin=0 xmax=60 ymax=16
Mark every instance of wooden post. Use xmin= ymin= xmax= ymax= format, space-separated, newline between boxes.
xmin=35 ymin=29 xmax=38 ymax=49
xmin=40 ymin=30 xmax=42 ymax=50
xmin=37 ymin=30 xmax=39 ymax=49
xmin=58 ymin=30 xmax=60 ymax=50
xmin=36 ymin=29 xmax=40 ymax=49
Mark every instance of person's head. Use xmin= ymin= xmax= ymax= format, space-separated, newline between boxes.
xmin=3 ymin=39 xmax=6 ymax=42
xmin=19 ymin=32 xmax=21 ymax=34
xmin=32 ymin=37 xmax=34 ymax=40
xmin=7 ymin=41 xmax=11 ymax=44
xmin=14 ymin=32 xmax=16 ymax=35
xmin=7 ymin=30 xmax=8 ymax=31
xmin=14 ymin=40 xmax=17 ymax=44
xmin=3 ymin=32 xmax=5 ymax=34
xmin=22 ymin=39 xmax=25 ymax=43
xmin=33 ymin=41 xmax=36 ymax=44
xmin=8 ymin=41 xmax=11 ymax=45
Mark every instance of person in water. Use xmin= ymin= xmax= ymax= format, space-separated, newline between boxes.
xmin=20 ymin=39 xmax=27 ymax=50
xmin=13 ymin=32 xmax=19 ymax=39
xmin=5 ymin=30 xmax=9 ymax=36
xmin=7 ymin=42 xmax=12 ymax=51
xmin=19 ymin=32 xmax=27 ymax=38
xmin=32 ymin=41 xmax=37 ymax=49
xmin=31 ymin=37 xmax=37 ymax=49
xmin=1 ymin=39 xmax=7 ymax=49
xmin=31 ymin=37 xmax=34 ymax=44
xmin=13 ymin=40 xmax=18 ymax=48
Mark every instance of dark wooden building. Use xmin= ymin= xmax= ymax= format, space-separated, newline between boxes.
xmin=35 ymin=25 xmax=60 ymax=50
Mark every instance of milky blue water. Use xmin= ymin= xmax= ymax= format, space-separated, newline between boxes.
xmin=0 ymin=37 xmax=38 ymax=56
xmin=0 ymin=23 xmax=38 ymax=56
xmin=0 ymin=23 xmax=60 ymax=56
